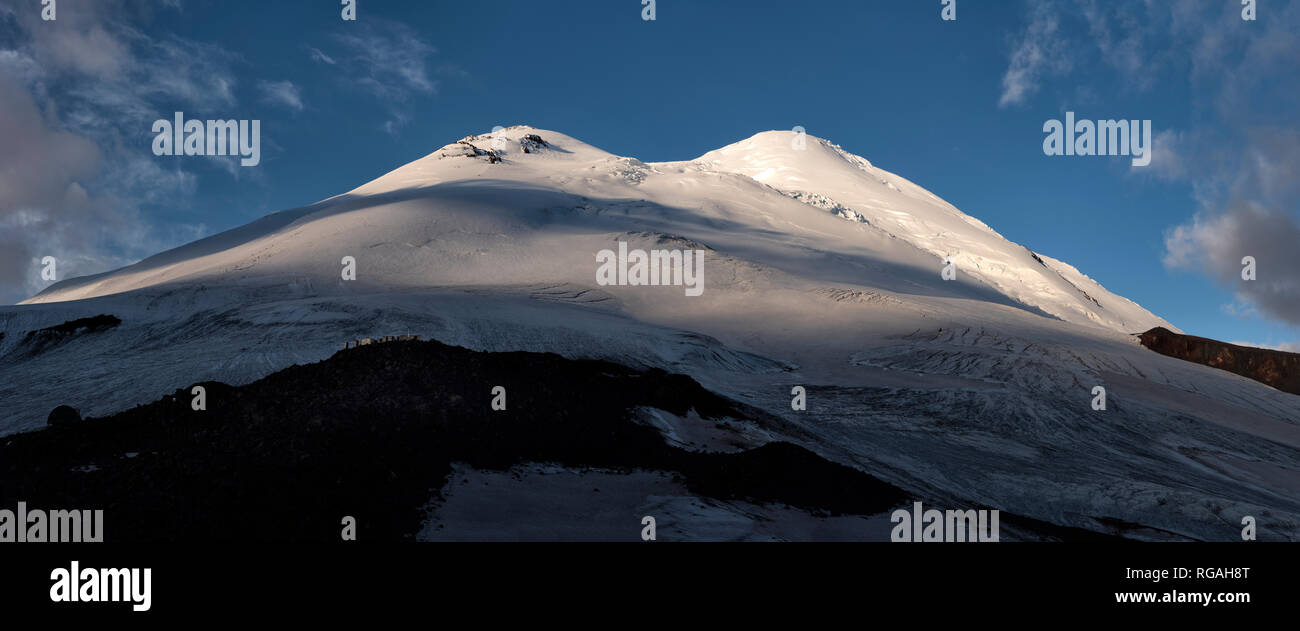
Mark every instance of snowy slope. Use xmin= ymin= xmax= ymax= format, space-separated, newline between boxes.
xmin=4 ymin=126 xmax=1298 ymax=541
xmin=23 ymin=126 xmax=1172 ymax=336
xmin=689 ymin=131 xmax=1169 ymax=333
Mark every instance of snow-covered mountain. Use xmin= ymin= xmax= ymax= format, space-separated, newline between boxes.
xmin=3 ymin=126 xmax=1298 ymax=541
xmin=22 ymin=126 xmax=1171 ymax=335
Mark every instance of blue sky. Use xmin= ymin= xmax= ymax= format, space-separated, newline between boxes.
xmin=2 ymin=0 xmax=1298 ymax=348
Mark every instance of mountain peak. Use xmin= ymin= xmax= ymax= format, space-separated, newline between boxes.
xmin=710 ymin=129 xmax=872 ymax=165
xmin=346 ymin=126 xmax=615 ymax=196
xmin=692 ymin=130 xmax=882 ymax=191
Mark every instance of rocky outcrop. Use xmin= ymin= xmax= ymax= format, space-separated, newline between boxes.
xmin=25 ymin=314 xmax=120 ymax=337
xmin=1139 ymin=327 xmax=1300 ymax=396
xmin=47 ymin=405 xmax=82 ymax=427
xmin=437 ymin=140 xmax=501 ymax=163
xmin=519 ymin=133 xmax=549 ymax=153
xmin=18 ymin=314 xmax=121 ymax=357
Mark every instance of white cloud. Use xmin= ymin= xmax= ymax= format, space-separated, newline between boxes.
xmin=1166 ymin=198 xmax=1300 ymax=327
xmin=136 ymin=34 xmax=240 ymax=108
xmin=997 ymin=0 xmax=1290 ymax=110
xmin=331 ymin=19 xmax=438 ymax=99
xmin=0 ymin=70 xmax=106 ymax=301
xmin=1139 ymin=129 xmax=1190 ymax=179
xmin=1080 ymin=0 xmax=1150 ymax=90
xmin=305 ymin=19 xmax=440 ymax=133
xmin=1219 ymin=301 xmax=1258 ymax=320
xmin=258 ymin=79 xmax=304 ymax=112
xmin=998 ymin=2 xmax=1072 ymax=108
xmin=307 ymin=46 xmax=336 ymax=65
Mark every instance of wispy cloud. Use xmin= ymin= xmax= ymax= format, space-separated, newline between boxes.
xmin=1079 ymin=0 xmax=1150 ymax=90
xmin=331 ymin=19 xmax=438 ymax=99
xmin=306 ymin=19 xmax=441 ymax=134
xmin=998 ymin=2 xmax=1071 ymax=108
xmin=307 ymin=46 xmax=336 ymax=66
xmin=259 ymin=79 xmax=304 ymax=112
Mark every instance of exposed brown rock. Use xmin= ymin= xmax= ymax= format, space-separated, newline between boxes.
xmin=1138 ymin=327 xmax=1300 ymax=396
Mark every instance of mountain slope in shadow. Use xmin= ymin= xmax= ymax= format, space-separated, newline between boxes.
xmin=1 ymin=339 xmax=912 ymax=541
xmin=1 ymin=338 xmax=1120 ymax=541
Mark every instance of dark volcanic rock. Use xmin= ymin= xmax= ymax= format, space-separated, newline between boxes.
xmin=438 ymin=140 xmax=502 ymax=163
xmin=1139 ymin=327 xmax=1300 ymax=396
xmin=27 ymin=313 xmax=121 ymax=336
xmin=47 ymin=405 xmax=82 ymax=427
xmin=19 ymin=314 xmax=121 ymax=356
xmin=0 ymin=339 xmax=914 ymax=541
xmin=519 ymin=134 xmax=549 ymax=153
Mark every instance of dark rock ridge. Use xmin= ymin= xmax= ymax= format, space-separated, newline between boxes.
xmin=1139 ymin=327 xmax=1300 ymax=396
xmin=17 ymin=314 xmax=121 ymax=357
xmin=0 ymin=339 xmax=914 ymax=541
xmin=26 ymin=313 xmax=121 ymax=336
xmin=1 ymin=338 xmax=1121 ymax=541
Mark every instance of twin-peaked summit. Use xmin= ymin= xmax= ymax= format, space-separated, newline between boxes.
xmin=24 ymin=125 xmax=1173 ymax=336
